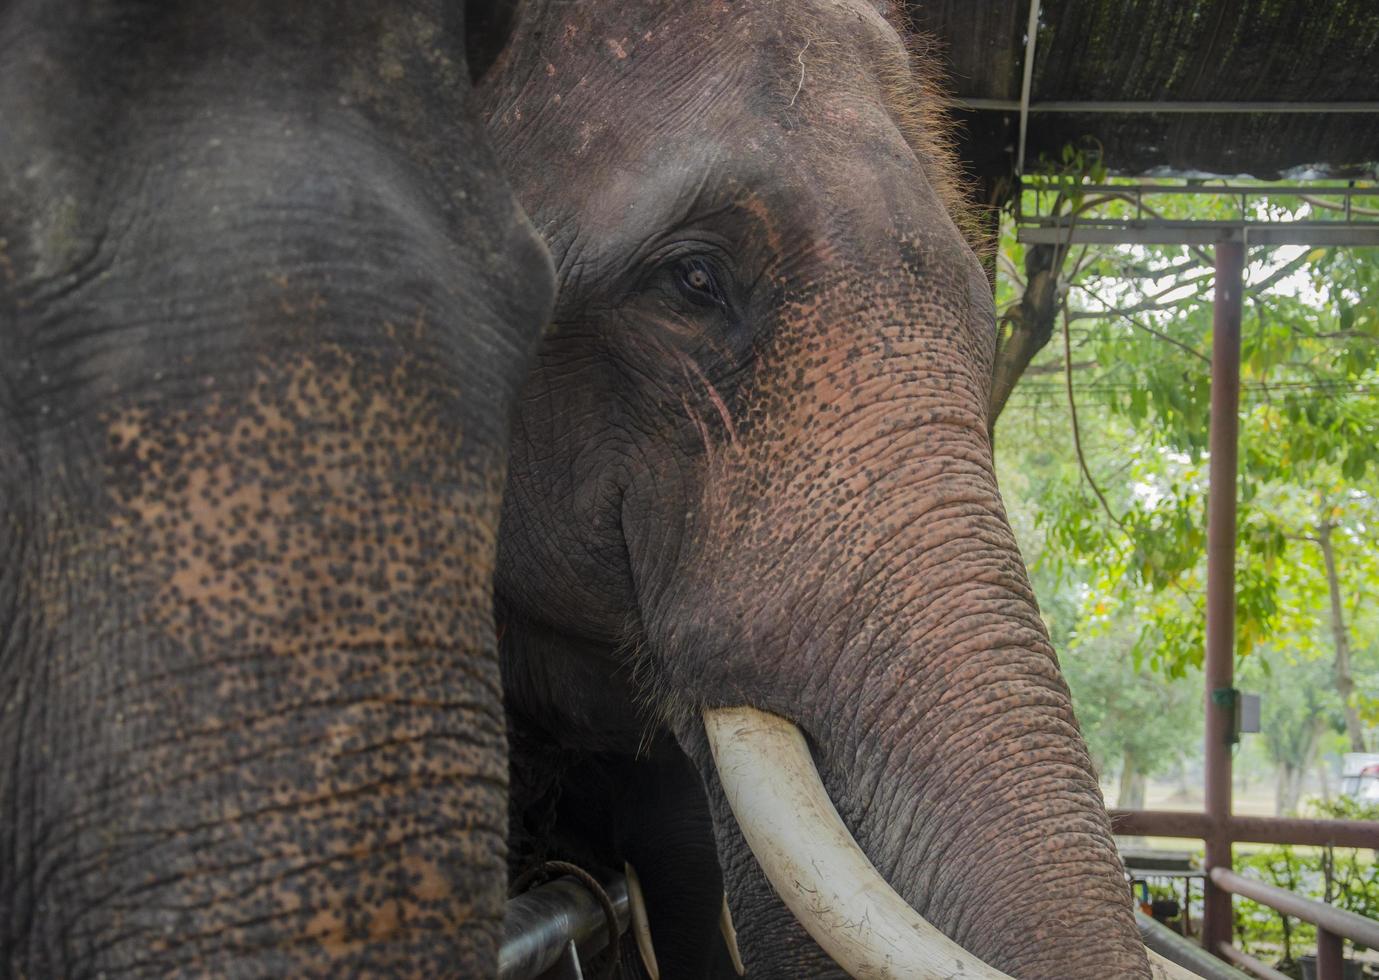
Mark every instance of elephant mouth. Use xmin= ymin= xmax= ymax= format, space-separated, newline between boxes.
xmin=702 ymin=706 xmax=1201 ymax=980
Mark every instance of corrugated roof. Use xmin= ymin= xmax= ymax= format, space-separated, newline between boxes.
xmin=908 ymin=0 xmax=1379 ymax=184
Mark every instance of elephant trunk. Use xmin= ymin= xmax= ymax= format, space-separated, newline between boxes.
xmin=644 ymin=416 xmax=1150 ymax=976
xmin=857 ymin=525 xmax=1136 ymax=976
xmin=53 ymin=349 xmax=519 ymax=976
xmin=623 ymin=237 xmax=1154 ymax=975
xmin=691 ymin=556 xmax=1149 ymax=976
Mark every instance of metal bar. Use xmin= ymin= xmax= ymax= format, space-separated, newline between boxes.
xmin=1024 ymin=217 xmax=1378 ymax=228
xmin=1018 ymin=225 xmax=1379 ymax=246
xmin=1110 ymin=810 xmax=1379 ymax=849
xmin=1203 ymin=239 xmax=1244 ymax=959
xmin=499 ymin=876 xmax=630 ymax=980
xmin=540 ymin=941 xmax=585 ymax=980
xmin=1228 ymin=815 xmax=1379 ymax=849
xmin=1216 ymin=943 xmax=1292 ymax=980
xmin=1112 ymin=809 xmax=1213 ymax=838
xmin=1024 ymin=219 xmax=1379 ymax=229
xmin=1019 ymin=182 xmax=1379 ymax=197
xmin=1318 ymin=929 xmax=1344 ymax=980
xmin=1210 ymin=868 xmax=1379 ymax=949
xmin=1015 ymin=0 xmax=1041 ymax=175
xmin=959 ymin=98 xmax=1379 ymax=114
xmin=1136 ymin=912 xmax=1252 ymax=979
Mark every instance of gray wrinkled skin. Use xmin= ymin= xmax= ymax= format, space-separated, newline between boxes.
xmin=0 ymin=2 xmax=553 ymax=975
xmin=484 ymin=1 xmax=1151 ymax=977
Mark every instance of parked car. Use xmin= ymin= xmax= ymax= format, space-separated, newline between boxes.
xmin=1340 ymin=753 xmax=1379 ymax=803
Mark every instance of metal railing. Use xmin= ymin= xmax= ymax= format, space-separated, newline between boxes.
xmin=1015 ymin=181 xmax=1379 ymax=246
xmin=1138 ymin=912 xmax=1251 ymax=980
xmin=500 ymin=873 xmax=629 ymax=980
xmin=1110 ymin=811 xmax=1379 ymax=850
xmin=1210 ymin=868 xmax=1379 ymax=980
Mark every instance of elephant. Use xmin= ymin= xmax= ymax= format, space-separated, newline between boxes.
xmin=0 ymin=1 xmax=553 ymax=975
xmin=481 ymin=1 xmax=1163 ymax=977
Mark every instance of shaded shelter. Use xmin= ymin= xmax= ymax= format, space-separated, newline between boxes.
xmin=907 ymin=0 xmax=1379 ymax=193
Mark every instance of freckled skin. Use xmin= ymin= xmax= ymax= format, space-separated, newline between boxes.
xmin=1 ymin=2 xmax=552 ymax=977
xmin=484 ymin=2 xmax=1151 ymax=978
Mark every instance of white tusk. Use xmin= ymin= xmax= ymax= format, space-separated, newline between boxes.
xmin=624 ymin=861 xmax=660 ymax=980
xmin=703 ymin=706 xmax=1014 ymax=979
xmin=720 ymin=892 xmax=747 ymax=976
xmin=1148 ymin=950 xmax=1210 ymax=979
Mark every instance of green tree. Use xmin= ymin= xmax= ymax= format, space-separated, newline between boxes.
xmin=992 ymin=174 xmax=1379 ymax=806
xmin=1059 ymin=616 xmax=1202 ymax=808
xmin=1240 ymin=650 xmax=1338 ymax=815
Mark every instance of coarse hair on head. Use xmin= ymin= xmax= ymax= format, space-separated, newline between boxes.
xmin=870 ymin=3 xmax=989 ymax=254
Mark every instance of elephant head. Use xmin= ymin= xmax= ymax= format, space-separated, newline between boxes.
xmin=483 ymin=1 xmax=1151 ymax=977
xmin=0 ymin=1 xmax=550 ymax=974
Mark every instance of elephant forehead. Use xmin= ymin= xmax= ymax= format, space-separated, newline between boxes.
xmin=509 ymin=3 xmax=971 ymax=289
xmin=519 ymin=0 xmax=929 ymax=174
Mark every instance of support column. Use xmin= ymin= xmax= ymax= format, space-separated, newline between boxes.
xmin=1203 ymin=238 xmax=1244 ymax=957
xmin=1317 ymin=929 xmax=1344 ymax=980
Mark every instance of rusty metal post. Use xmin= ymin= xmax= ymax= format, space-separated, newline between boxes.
xmin=1203 ymin=238 xmax=1244 ymax=958
xmin=1317 ymin=929 xmax=1344 ymax=980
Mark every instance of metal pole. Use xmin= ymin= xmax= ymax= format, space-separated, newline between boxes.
xmin=499 ymin=876 xmax=630 ymax=980
xmin=959 ymin=97 xmax=1379 ymax=114
xmin=1203 ymin=239 xmax=1244 ymax=957
xmin=1015 ymin=0 xmax=1041 ymax=175
xmin=1209 ymin=868 xmax=1379 ymax=949
xmin=1317 ymin=929 xmax=1344 ymax=980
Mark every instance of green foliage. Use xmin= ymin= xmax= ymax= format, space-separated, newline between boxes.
xmin=1058 ymin=613 xmax=1202 ymax=786
xmin=1026 ymin=138 xmax=1110 ymax=220
xmin=1234 ymin=847 xmax=1313 ymax=962
xmin=995 ymin=170 xmax=1379 ymax=806
xmin=1234 ymin=801 xmax=1379 ymax=962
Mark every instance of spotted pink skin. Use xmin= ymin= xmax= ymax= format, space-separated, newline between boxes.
xmin=1 ymin=3 xmax=552 ymax=976
xmin=484 ymin=1 xmax=1150 ymax=977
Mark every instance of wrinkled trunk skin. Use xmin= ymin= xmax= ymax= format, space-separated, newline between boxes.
xmin=635 ymin=244 xmax=1148 ymax=978
xmin=0 ymin=3 xmax=552 ymax=975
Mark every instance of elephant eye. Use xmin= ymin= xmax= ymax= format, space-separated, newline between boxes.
xmin=674 ymin=257 xmax=729 ymax=310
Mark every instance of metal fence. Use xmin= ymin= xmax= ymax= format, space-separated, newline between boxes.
xmin=1211 ymin=868 xmax=1379 ymax=980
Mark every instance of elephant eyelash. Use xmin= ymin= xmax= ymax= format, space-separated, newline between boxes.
xmin=674 ymin=256 xmax=730 ymax=310
xmin=639 ymin=243 xmax=742 ymax=318
xmin=631 ymin=243 xmax=757 ymax=362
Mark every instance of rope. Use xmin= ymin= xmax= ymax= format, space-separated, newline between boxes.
xmin=511 ymin=860 xmax=623 ymax=980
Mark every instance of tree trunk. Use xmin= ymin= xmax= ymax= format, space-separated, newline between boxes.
xmin=1318 ymin=518 xmax=1367 ymax=753
xmin=1118 ymin=749 xmax=1147 ymax=810
xmin=1315 ymin=752 xmax=1333 ymax=804
xmin=1276 ymin=763 xmax=1306 ymax=817
xmin=1275 ymin=717 xmax=1323 ymax=816
xmin=1174 ymin=759 xmax=1196 ymax=801
xmin=988 ymin=243 xmax=1061 ymax=433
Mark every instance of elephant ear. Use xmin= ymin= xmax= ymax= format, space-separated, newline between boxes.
xmin=465 ymin=0 xmax=524 ymax=83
